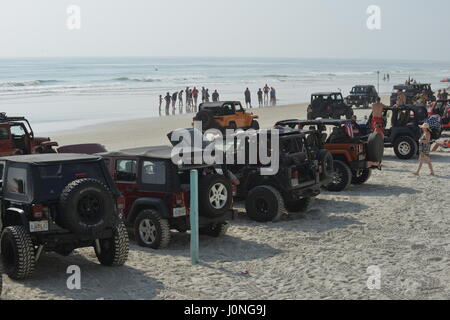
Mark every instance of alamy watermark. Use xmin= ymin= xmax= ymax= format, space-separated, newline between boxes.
xmin=66 ymin=265 xmax=81 ymax=290
xmin=367 ymin=5 xmax=381 ymax=30
xmin=67 ymin=5 xmax=81 ymax=30
xmin=170 ymin=122 xmax=280 ymax=176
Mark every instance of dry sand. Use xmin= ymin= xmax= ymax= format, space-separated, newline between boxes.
xmin=2 ymin=98 xmax=449 ymax=300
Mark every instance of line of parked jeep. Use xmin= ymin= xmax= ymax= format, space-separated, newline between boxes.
xmin=0 ymin=82 xmax=442 ymax=282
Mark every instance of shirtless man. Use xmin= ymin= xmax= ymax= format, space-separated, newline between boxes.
xmin=396 ymin=90 xmax=406 ymax=107
xmin=371 ymin=97 xmax=387 ymax=138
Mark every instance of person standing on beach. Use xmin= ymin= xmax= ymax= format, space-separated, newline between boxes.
xmin=192 ymin=87 xmax=199 ymax=112
xmin=413 ymin=123 xmax=435 ymax=176
xmin=212 ymin=90 xmax=220 ymax=102
xmin=201 ymin=87 xmax=206 ymax=103
xmin=245 ymin=88 xmax=252 ymax=108
xmin=371 ymin=97 xmax=387 ymax=138
xmin=159 ymin=95 xmax=163 ymax=116
xmin=185 ymin=87 xmax=190 ymax=112
xmin=442 ymin=89 xmax=448 ymax=100
xmin=257 ymin=89 xmax=263 ymax=107
xmin=164 ymin=92 xmax=171 ymax=116
xmin=396 ymin=90 xmax=406 ymax=107
xmin=178 ymin=90 xmax=184 ymax=113
xmin=263 ymin=84 xmax=270 ymax=106
xmin=387 ymin=73 xmax=390 ymax=82
xmin=172 ymin=92 xmax=178 ymax=114
xmin=204 ymin=89 xmax=210 ymax=102
xmin=270 ymin=87 xmax=277 ymax=106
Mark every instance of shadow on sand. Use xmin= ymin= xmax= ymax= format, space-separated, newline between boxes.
xmin=345 ymin=183 xmax=422 ymax=197
xmin=16 ymin=251 xmax=164 ymax=300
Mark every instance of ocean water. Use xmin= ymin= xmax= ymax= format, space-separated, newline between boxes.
xmin=0 ymin=57 xmax=449 ymax=132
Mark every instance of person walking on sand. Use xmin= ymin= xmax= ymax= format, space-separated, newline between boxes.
xmin=412 ymin=123 xmax=435 ymax=176
xmin=204 ymin=89 xmax=210 ymax=103
xmin=371 ymin=97 xmax=388 ymax=138
xmin=164 ymin=92 xmax=171 ymax=116
xmin=212 ymin=90 xmax=219 ymax=102
xmin=263 ymin=84 xmax=270 ymax=106
xmin=245 ymin=88 xmax=252 ymax=108
xmin=159 ymin=95 xmax=163 ymax=116
xmin=257 ymin=89 xmax=263 ymax=107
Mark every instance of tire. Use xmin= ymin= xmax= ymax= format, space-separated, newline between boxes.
xmin=367 ymin=131 xmax=384 ymax=162
xmin=228 ymin=122 xmax=237 ymax=130
xmin=199 ymin=174 xmax=233 ymax=218
xmin=394 ymin=136 xmax=417 ymax=160
xmin=245 ymin=185 xmax=287 ymax=222
xmin=134 ymin=210 xmax=171 ymax=249
xmin=352 ymin=169 xmax=372 ymax=185
xmin=0 ymin=226 xmax=35 ymax=280
xmin=95 ymin=221 xmax=129 ymax=266
xmin=324 ymin=160 xmax=352 ymax=192
xmin=286 ymin=197 xmax=315 ymax=213
xmin=200 ymin=222 xmax=229 ymax=238
xmin=318 ymin=150 xmax=334 ymax=181
xmin=59 ymin=178 xmax=115 ymax=235
xmin=195 ymin=110 xmax=214 ymax=130
xmin=251 ymin=120 xmax=260 ymax=130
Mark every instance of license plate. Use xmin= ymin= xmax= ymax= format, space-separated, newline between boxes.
xmin=29 ymin=220 xmax=49 ymax=233
xmin=173 ymin=207 xmax=187 ymax=218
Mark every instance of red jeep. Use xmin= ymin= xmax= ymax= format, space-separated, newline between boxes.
xmin=0 ymin=113 xmax=58 ymax=156
xmin=101 ymin=146 xmax=234 ymax=249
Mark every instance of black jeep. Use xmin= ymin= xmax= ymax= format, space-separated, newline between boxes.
xmin=390 ymin=83 xmax=435 ymax=106
xmin=307 ymin=92 xmax=354 ymax=120
xmin=0 ymin=154 xmax=129 ymax=280
xmin=346 ymin=85 xmax=379 ymax=109
xmin=358 ymin=105 xmax=434 ymax=159
xmin=219 ymin=129 xmax=334 ymax=222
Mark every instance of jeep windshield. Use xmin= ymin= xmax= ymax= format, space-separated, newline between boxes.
xmin=313 ymin=94 xmax=344 ymax=102
xmin=35 ymin=162 xmax=108 ymax=202
xmin=351 ymin=87 xmax=369 ymax=94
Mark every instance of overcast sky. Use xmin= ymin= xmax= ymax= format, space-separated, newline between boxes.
xmin=0 ymin=0 xmax=449 ymax=60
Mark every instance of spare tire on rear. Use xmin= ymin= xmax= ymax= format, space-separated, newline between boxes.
xmin=199 ymin=174 xmax=233 ymax=218
xmin=366 ymin=131 xmax=384 ymax=162
xmin=58 ymin=178 xmax=115 ymax=235
xmin=195 ymin=110 xmax=214 ymax=130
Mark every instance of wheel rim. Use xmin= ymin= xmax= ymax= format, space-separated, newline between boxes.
xmin=209 ymin=183 xmax=228 ymax=209
xmin=255 ymin=197 xmax=270 ymax=215
xmin=398 ymin=142 xmax=411 ymax=155
xmin=139 ymin=219 xmax=157 ymax=245
xmin=332 ymin=167 xmax=344 ymax=185
xmin=77 ymin=193 xmax=102 ymax=224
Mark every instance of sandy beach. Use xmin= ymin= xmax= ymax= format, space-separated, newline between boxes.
xmin=1 ymin=97 xmax=449 ymax=300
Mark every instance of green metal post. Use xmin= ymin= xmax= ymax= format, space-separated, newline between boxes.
xmin=190 ymin=170 xmax=199 ymax=265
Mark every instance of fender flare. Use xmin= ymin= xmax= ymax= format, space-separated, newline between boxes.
xmin=127 ymin=198 xmax=170 ymax=225
xmin=4 ymin=207 xmax=28 ymax=227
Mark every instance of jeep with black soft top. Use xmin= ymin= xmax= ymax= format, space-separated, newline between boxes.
xmin=390 ymin=83 xmax=435 ymax=106
xmin=0 ymin=113 xmax=58 ymax=156
xmin=346 ymin=85 xmax=379 ymax=109
xmin=275 ymin=119 xmax=384 ymax=192
xmin=101 ymin=146 xmax=234 ymax=249
xmin=307 ymin=92 xmax=354 ymax=120
xmin=217 ymin=129 xmax=334 ymax=222
xmin=0 ymin=154 xmax=129 ymax=280
xmin=357 ymin=105 xmax=435 ymax=159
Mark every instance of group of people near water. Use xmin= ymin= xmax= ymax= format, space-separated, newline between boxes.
xmin=158 ymin=84 xmax=277 ymax=116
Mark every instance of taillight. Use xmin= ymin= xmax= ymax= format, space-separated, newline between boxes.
xmin=75 ymin=173 xmax=87 ymax=179
xmin=291 ymin=170 xmax=299 ymax=186
xmin=231 ymin=185 xmax=237 ymax=197
xmin=32 ymin=204 xmax=46 ymax=219
xmin=117 ymin=196 xmax=126 ymax=213
xmin=173 ymin=193 xmax=184 ymax=207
